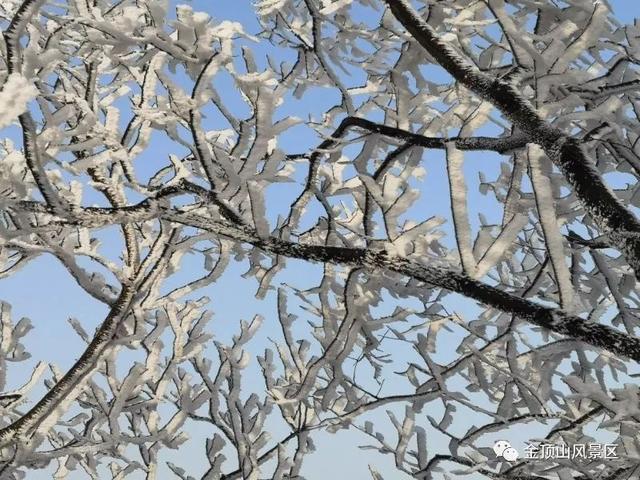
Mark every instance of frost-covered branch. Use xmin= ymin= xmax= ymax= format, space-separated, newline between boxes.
xmin=1 ymin=0 xmax=639 ymax=478
xmin=384 ymin=0 xmax=640 ymax=280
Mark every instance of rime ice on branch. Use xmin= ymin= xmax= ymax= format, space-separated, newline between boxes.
xmin=0 ymin=0 xmax=639 ymax=479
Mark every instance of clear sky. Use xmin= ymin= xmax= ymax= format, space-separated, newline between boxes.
xmin=2 ymin=1 xmax=640 ymax=479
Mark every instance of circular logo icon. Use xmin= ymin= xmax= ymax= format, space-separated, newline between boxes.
xmin=493 ymin=441 xmax=519 ymax=461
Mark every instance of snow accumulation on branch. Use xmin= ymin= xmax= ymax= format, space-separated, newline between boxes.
xmin=384 ymin=0 xmax=640 ymax=280
xmin=3 ymin=0 xmax=640 ymax=478
xmin=0 ymin=74 xmax=37 ymax=130
xmin=16 ymin=199 xmax=640 ymax=363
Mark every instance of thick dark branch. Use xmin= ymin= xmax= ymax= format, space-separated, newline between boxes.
xmin=568 ymin=79 xmax=640 ymax=100
xmin=545 ymin=406 xmax=605 ymax=439
xmin=5 ymin=0 xmax=66 ymax=215
xmin=16 ymin=200 xmax=640 ymax=361
xmin=0 ymin=228 xmax=178 ymax=451
xmin=18 ymin=113 xmax=67 ymax=214
xmin=19 ymin=201 xmax=640 ymax=363
xmin=3 ymin=0 xmax=45 ymax=74
xmin=384 ymin=0 xmax=640 ymax=280
xmin=15 ymin=179 xmax=237 ymax=226
xmin=0 ymin=284 xmax=136 ymax=447
xmin=165 ymin=212 xmax=640 ymax=364
xmin=307 ymin=116 xmax=527 ymax=155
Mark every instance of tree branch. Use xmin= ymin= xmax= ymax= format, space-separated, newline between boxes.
xmin=164 ymin=212 xmax=640 ymax=363
xmin=304 ymin=116 xmax=528 ymax=155
xmin=0 ymin=284 xmax=136 ymax=448
xmin=16 ymin=200 xmax=640 ymax=363
xmin=0 ymin=227 xmax=178 ymax=451
xmin=384 ymin=0 xmax=640 ymax=280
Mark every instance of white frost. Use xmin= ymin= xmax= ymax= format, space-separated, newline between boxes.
xmin=0 ymin=74 xmax=38 ymax=129
xmin=528 ymin=144 xmax=574 ymax=311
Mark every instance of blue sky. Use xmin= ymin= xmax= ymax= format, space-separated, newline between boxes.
xmin=609 ymin=0 xmax=640 ymax=23
xmin=3 ymin=0 xmax=640 ymax=479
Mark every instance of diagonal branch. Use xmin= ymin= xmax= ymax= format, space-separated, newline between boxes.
xmin=0 ymin=284 xmax=136 ymax=448
xmin=164 ymin=212 xmax=640 ymax=363
xmin=0 ymin=227 xmax=178 ymax=451
xmin=304 ymin=116 xmax=528 ymax=156
xmin=4 ymin=0 xmax=67 ymax=215
xmin=16 ymin=202 xmax=640 ymax=363
xmin=384 ymin=0 xmax=640 ymax=280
